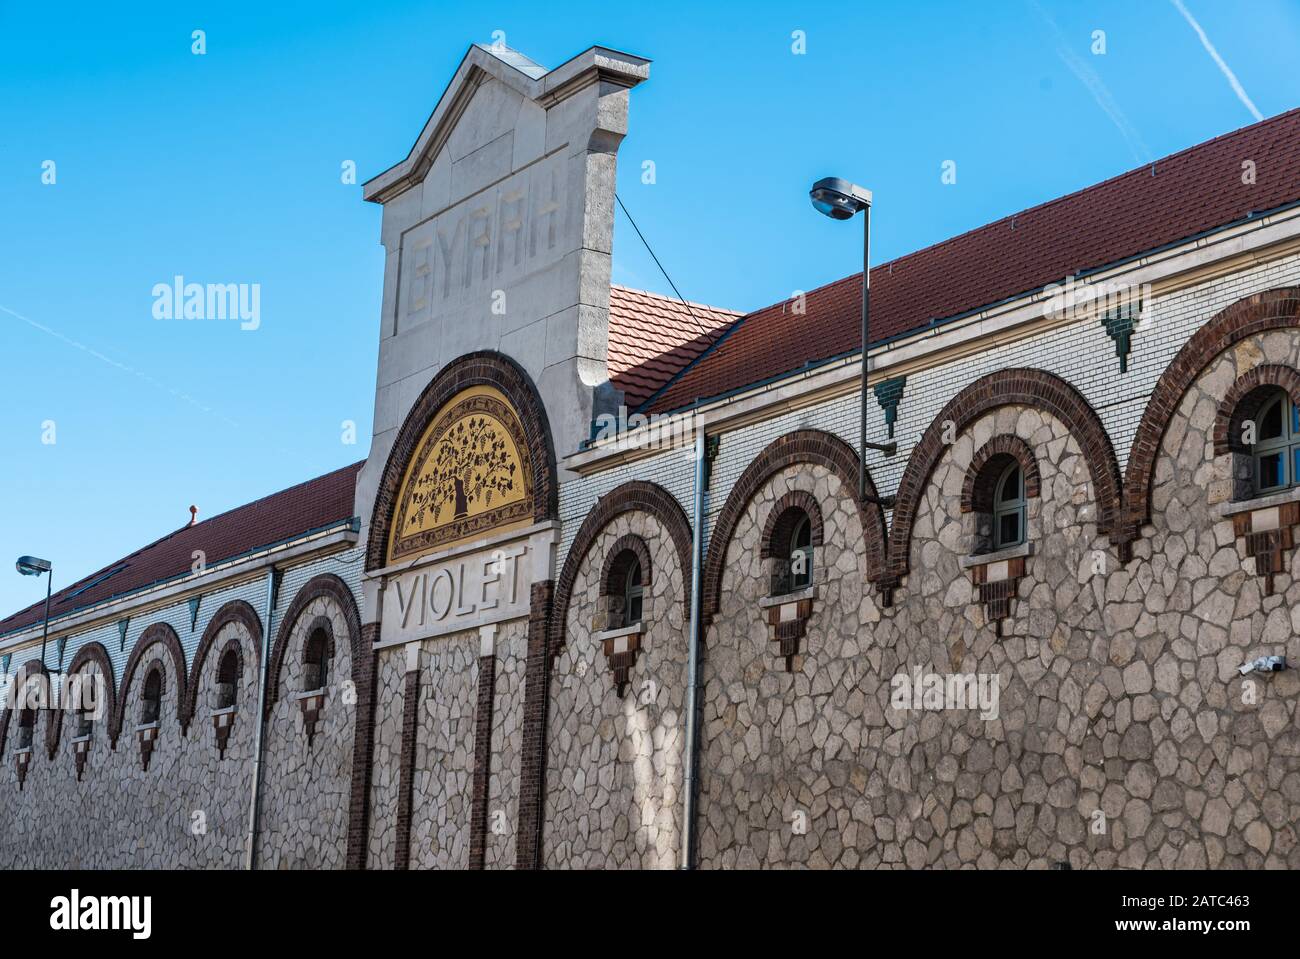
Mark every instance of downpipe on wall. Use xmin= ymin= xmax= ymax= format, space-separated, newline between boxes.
xmin=244 ymin=566 xmax=278 ymax=869
xmin=680 ymin=426 xmax=707 ymax=869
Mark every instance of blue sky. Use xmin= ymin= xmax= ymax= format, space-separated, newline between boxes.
xmin=2 ymin=0 xmax=1299 ymax=616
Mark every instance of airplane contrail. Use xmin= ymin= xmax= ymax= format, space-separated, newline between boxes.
xmin=1169 ymin=0 xmax=1263 ymax=121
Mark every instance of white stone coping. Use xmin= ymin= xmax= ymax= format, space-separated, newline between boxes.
xmin=210 ymin=706 xmax=236 ymax=718
xmin=564 ymin=208 xmax=1300 ymax=477
xmin=363 ymin=520 xmax=560 ymax=582
xmin=70 ymin=733 xmax=92 ymax=745
xmin=296 ymin=688 xmax=326 ymax=701
xmin=135 ymin=721 xmax=159 ymax=734
xmin=14 ymin=746 xmax=32 ymax=757
xmin=592 ymin=623 xmax=644 ymax=643
xmin=959 ymin=541 xmax=1035 ymax=570
xmin=1214 ymin=485 xmax=1300 ymax=520
xmin=759 ymin=585 xmax=819 ymax=608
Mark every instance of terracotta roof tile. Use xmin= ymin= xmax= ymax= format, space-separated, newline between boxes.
xmin=648 ymin=107 xmax=1300 ymax=414
xmin=0 ymin=462 xmax=363 ymax=637
xmin=607 ymin=285 xmax=742 ymax=408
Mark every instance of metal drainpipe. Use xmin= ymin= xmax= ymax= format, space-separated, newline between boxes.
xmin=244 ymin=566 xmax=277 ymax=870
xmin=680 ymin=426 xmax=707 ymax=869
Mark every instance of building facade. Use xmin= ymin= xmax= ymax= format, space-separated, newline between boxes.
xmin=3 ymin=42 xmax=1299 ymax=870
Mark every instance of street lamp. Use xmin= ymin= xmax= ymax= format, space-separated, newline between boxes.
xmin=16 ymin=556 xmax=54 ymax=670
xmin=810 ymin=177 xmax=897 ymax=508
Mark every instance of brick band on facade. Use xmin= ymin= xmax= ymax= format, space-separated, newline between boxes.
xmin=1120 ymin=288 xmax=1300 ymax=546
xmin=702 ymin=429 xmax=887 ymax=622
xmin=467 ymin=651 xmax=497 ymax=870
xmin=394 ymin=666 xmax=420 ymax=870
xmin=1212 ymin=363 xmax=1300 ymax=456
xmin=182 ymin=599 xmax=262 ymax=732
xmin=960 ymin=434 xmax=1042 ymax=513
xmin=110 ymin=623 xmax=187 ymax=749
xmin=47 ymin=642 xmax=116 ymax=762
xmin=885 ymin=369 xmax=1122 ymax=592
xmin=515 ymin=579 xmax=553 ymax=870
xmin=552 ymin=480 xmax=695 ymax=657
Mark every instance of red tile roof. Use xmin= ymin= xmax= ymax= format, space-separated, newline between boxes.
xmin=607 ymin=285 xmax=742 ymax=408
xmin=647 ymin=107 xmax=1300 ymax=414
xmin=0 ymin=462 xmax=362 ymax=637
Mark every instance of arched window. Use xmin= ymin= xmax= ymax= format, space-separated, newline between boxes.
xmin=623 ymin=558 xmax=643 ymax=625
xmin=993 ymin=461 xmax=1026 ymax=549
xmin=140 ymin=667 xmax=163 ymax=725
xmin=789 ymin=513 xmax=814 ymax=591
xmin=16 ymin=707 xmax=35 ymax=751
xmin=216 ymin=648 xmax=239 ymax=710
xmin=1252 ymin=389 xmax=1300 ymax=494
xmin=303 ymin=628 xmax=330 ymax=692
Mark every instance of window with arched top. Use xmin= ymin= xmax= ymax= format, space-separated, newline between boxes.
xmin=623 ymin=557 xmax=644 ymax=625
xmin=140 ymin=667 xmax=163 ymax=725
xmin=216 ymin=648 xmax=239 ymax=710
xmin=761 ymin=492 xmax=824 ymax=598
xmin=1251 ymin=389 xmax=1300 ymax=495
xmin=992 ymin=461 xmax=1026 ymax=549
xmin=303 ymin=628 xmax=330 ymax=692
xmin=16 ymin=707 xmax=35 ymax=751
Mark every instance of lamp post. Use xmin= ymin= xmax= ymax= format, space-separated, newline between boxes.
xmin=810 ymin=177 xmax=896 ymax=507
xmin=15 ymin=556 xmax=53 ymax=669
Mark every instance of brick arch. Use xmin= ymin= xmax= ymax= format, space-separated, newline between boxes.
xmin=1212 ymin=365 xmax=1300 ymax=456
xmin=1121 ymin=288 xmax=1300 ymax=547
xmin=551 ymin=481 xmax=694 ymax=657
xmin=182 ymin=599 xmax=262 ymax=731
xmin=365 ymin=351 xmax=558 ymax=572
xmin=599 ymin=534 xmax=654 ymax=597
xmin=702 ymin=429 xmax=887 ymax=622
xmin=47 ymin=642 xmax=116 ymax=761
xmin=110 ymin=622 xmax=186 ymax=748
xmin=264 ymin=573 xmax=362 ymax=716
xmin=885 ymin=369 xmax=1121 ymax=592
xmin=0 ymin=658 xmax=50 ymax=762
xmin=961 ymin=434 xmax=1042 ymax=514
xmin=760 ymin=490 xmax=825 ymax=559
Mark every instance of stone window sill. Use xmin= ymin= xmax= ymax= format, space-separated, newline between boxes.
xmin=14 ymin=747 xmax=32 ymax=757
xmin=759 ymin=585 xmax=819 ymax=608
xmin=593 ymin=623 xmax=644 ymax=643
xmin=1215 ymin=485 xmax=1300 ymax=519
xmin=960 ymin=541 xmax=1034 ymax=570
xmin=135 ymin=722 xmax=160 ymax=734
xmin=297 ymin=688 xmax=326 ymax=701
xmin=211 ymin=705 xmax=236 ymax=718
xmin=70 ymin=734 xmax=92 ymax=745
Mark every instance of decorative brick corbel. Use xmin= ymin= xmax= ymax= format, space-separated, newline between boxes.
xmin=72 ymin=736 xmax=90 ymax=781
xmin=1230 ymin=501 xmax=1300 ymax=595
xmin=14 ymin=748 xmax=31 ymax=789
xmin=211 ymin=706 xmax=235 ymax=759
xmin=137 ymin=723 xmax=159 ymax=771
xmin=962 ymin=548 xmax=1030 ymax=636
xmin=759 ymin=578 xmax=817 ymax=672
xmin=298 ymin=690 xmax=325 ymax=747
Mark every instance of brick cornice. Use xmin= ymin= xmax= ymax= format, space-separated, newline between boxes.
xmin=703 ymin=429 xmax=887 ymax=622
xmin=365 ymin=351 xmax=558 ymax=572
xmin=1121 ymin=289 xmax=1300 ymax=548
xmin=885 ymin=369 xmax=1121 ymax=592
xmin=182 ymin=599 xmax=262 ymax=732
xmin=110 ymin=623 xmax=186 ymax=749
xmin=551 ymin=481 xmax=694 ymax=657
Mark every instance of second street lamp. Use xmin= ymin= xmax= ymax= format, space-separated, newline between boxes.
xmin=15 ymin=556 xmax=54 ymax=670
xmin=809 ymin=177 xmax=897 ymax=507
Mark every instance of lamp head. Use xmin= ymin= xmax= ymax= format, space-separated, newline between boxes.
xmin=16 ymin=556 xmax=52 ymax=576
xmin=810 ymin=177 xmax=872 ymax=220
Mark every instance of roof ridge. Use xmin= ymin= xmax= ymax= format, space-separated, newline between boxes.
xmin=611 ymin=283 xmax=744 ymax=315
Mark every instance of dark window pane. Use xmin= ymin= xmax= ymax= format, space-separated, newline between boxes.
xmin=1294 ymin=447 xmax=1300 ymax=484
xmin=1260 ymin=399 xmax=1284 ymax=441
xmin=627 ymin=559 xmax=641 ymax=590
xmin=793 ymin=516 xmax=811 ymax=551
xmin=627 ymin=594 xmax=642 ymax=623
xmin=999 ymin=512 xmax=1020 ymax=546
xmin=1293 ymin=402 xmax=1299 ymax=437
xmin=1258 ymin=452 xmax=1283 ymax=489
xmin=998 ymin=465 xmax=1021 ymax=504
